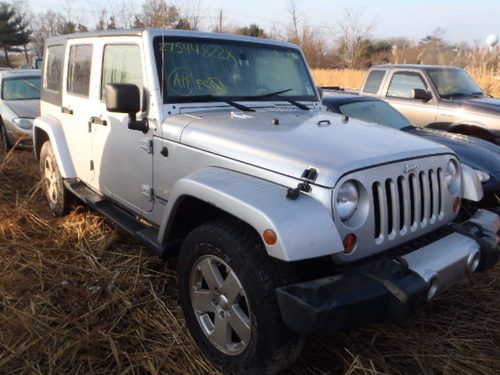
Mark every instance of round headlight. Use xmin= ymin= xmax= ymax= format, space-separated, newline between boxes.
xmin=444 ymin=159 xmax=459 ymax=187
xmin=336 ymin=181 xmax=359 ymax=221
xmin=12 ymin=118 xmax=33 ymax=130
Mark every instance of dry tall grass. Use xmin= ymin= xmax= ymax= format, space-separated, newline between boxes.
xmin=312 ymin=68 xmax=500 ymax=97
xmin=1 ymin=147 xmax=500 ymax=374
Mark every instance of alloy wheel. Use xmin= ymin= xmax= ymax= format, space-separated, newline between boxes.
xmin=190 ymin=254 xmax=252 ymax=356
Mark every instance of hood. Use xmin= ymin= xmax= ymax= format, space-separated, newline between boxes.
xmin=406 ymin=127 xmax=500 ymax=188
xmin=171 ymin=109 xmax=452 ymax=187
xmin=4 ymin=99 xmax=40 ymax=119
xmin=455 ymin=96 xmax=500 ymax=116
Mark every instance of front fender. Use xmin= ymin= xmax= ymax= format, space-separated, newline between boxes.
xmin=158 ymin=167 xmax=344 ymax=262
xmin=449 ymin=118 xmax=500 ymax=137
xmin=33 ymin=115 xmax=76 ymax=178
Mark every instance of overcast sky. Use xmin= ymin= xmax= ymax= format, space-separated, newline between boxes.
xmin=28 ymin=0 xmax=499 ymax=45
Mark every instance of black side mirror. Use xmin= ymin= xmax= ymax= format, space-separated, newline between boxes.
xmin=411 ymin=88 xmax=432 ymax=102
xmin=105 ymin=83 xmax=148 ymax=132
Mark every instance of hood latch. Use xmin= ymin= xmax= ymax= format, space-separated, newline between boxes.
xmin=287 ymin=168 xmax=318 ymax=200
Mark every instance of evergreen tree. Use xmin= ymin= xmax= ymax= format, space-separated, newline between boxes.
xmin=0 ymin=1 xmax=31 ymax=66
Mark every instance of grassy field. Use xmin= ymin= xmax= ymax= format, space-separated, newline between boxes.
xmin=1 ymin=145 xmax=500 ymax=374
xmin=312 ymin=68 xmax=500 ymax=97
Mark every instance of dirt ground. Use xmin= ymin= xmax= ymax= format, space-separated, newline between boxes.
xmin=0 ymin=147 xmax=499 ymax=375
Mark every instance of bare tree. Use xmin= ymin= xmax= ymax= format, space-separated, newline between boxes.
xmin=31 ymin=10 xmax=65 ymax=55
xmin=137 ymin=0 xmax=180 ymax=28
xmin=337 ymin=8 xmax=376 ymax=69
xmin=284 ymin=0 xmax=331 ymax=68
xmin=176 ymin=0 xmax=206 ymax=30
xmin=286 ymin=0 xmax=301 ymax=44
xmin=117 ymin=0 xmax=136 ymax=28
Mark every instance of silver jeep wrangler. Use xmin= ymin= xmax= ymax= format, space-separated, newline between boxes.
xmin=34 ymin=29 xmax=500 ymax=374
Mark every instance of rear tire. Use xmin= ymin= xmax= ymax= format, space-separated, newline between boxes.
xmin=40 ymin=141 xmax=70 ymax=216
xmin=177 ymin=219 xmax=304 ymax=374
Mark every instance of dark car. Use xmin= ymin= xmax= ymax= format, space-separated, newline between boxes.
xmin=322 ymin=92 xmax=500 ymax=212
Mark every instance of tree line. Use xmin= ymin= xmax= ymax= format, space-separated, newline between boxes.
xmin=0 ymin=0 xmax=498 ymax=71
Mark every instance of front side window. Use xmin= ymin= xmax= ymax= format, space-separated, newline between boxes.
xmin=2 ymin=76 xmax=41 ymax=100
xmin=387 ymin=72 xmax=427 ymax=99
xmin=44 ymin=45 xmax=64 ymax=92
xmin=67 ymin=44 xmax=93 ymax=97
xmin=427 ymin=68 xmax=483 ymax=98
xmin=101 ymin=44 xmax=144 ymax=99
xmin=339 ymin=100 xmax=413 ymax=129
xmin=154 ymin=37 xmax=317 ymax=103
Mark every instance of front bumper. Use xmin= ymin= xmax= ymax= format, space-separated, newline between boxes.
xmin=276 ymin=209 xmax=500 ymax=336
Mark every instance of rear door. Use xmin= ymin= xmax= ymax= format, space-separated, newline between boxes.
xmin=383 ymin=70 xmax=438 ymax=127
xmin=61 ymin=42 xmax=94 ymax=183
xmin=89 ymin=38 xmax=154 ymax=214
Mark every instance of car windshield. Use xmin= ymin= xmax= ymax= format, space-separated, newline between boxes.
xmin=427 ymin=68 xmax=483 ymax=98
xmin=2 ymin=76 xmax=41 ymax=100
xmin=153 ymin=37 xmax=317 ymax=103
xmin=339 ymin=100 xmax=413 ymax=129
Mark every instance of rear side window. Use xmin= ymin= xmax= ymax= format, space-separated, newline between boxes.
xmin=67 ymin=44 xmax=93 ymax=97
xmin=363 ymin=70 xmax=385 ymax=94
xmin=387 ymin=72 xmax=427 ymax=98
xmin=44 ymin=45 xmax=64 ymax=92
xmin=101 ymin=44 xmax=143 ymax=99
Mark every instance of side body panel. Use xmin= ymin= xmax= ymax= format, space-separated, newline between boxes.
xmin=87 ymin=36 xmax=156 ymax=214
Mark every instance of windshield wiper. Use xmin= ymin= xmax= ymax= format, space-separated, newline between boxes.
xmin=243 ymin=89 xmax=311 ymax=111
xmin=175 ymin=95 xmax=255 ymax=112
xmin=21 ymin=80 xmax=39 ymax=91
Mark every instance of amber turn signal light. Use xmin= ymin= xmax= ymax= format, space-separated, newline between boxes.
xmin=453 ymin=197 xmax=461 ymax=213
xmin=343 ymin=233 xmax=357 ymax=254
xmin=263 ymin=229 xmax=278 ymax=246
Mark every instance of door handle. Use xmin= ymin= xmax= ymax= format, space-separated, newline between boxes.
xmin=61 ymin=106 xmax=73 ymax=115
xmin=89 ymin=116 xmax=107 ymax=126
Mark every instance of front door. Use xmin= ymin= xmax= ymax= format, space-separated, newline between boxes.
xmin=384 ymin=70 xmax=438 ymax=127
xmin=89 ymin=40 xmax=154 ymax=214
xmin=61 ymin=42 xmax=95 ymax=183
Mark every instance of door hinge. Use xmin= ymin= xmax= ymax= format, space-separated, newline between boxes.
xmin=90 ymin=160 xmax=94 ymax=171
xmin=142 ymin=185 xmax=154 ymax=201
xmin=140 ymin=138 xmax=153 ymax=154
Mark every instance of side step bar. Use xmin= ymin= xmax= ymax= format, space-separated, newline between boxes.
xmin=64 ymin=179 xmax=167 ymax=255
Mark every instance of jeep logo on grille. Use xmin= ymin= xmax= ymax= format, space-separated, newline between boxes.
xmin=403 ymin=163 xmax=419 ymax=174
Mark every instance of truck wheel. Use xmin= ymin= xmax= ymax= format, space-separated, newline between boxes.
xmin=1 ymin=121 xmax=12 ymax=150
xmin=40 ymin=141 xmax=70 ymax=216
xmin=177 ymin=219 xmax=304 ymax=375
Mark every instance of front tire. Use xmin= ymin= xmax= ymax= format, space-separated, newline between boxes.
xmin=1 ymin=120 xmax=12 ymax=150
xmin=39 ymin=141 xmax=70 ymax=216
xmin=177 ymin=219 xmax=304 ymax=375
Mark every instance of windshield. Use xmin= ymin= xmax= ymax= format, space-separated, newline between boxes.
xmin=339 ymin=100 xmax=413 ymax=129
xmin=2 ymin=76 xmax=41 ymax=100
xmin=427 ymin=68 xmax=483 ymax=98
xmin=153 ymin=37 xmax=317 ymax=103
